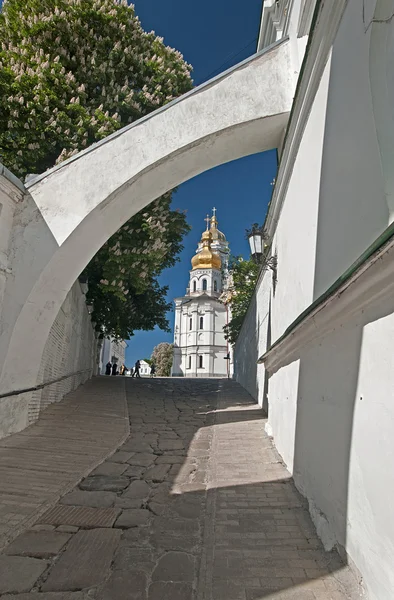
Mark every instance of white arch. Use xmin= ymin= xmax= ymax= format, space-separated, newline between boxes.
xmin=0 ymin=39 xmax=293 ymax=396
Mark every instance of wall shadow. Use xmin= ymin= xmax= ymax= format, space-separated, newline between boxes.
xmin=288 ymin=294 xmax=394 ymax=598
xmin=95 ymin=377 xmax=356 ymax=600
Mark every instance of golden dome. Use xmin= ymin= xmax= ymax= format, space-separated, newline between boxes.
xmin=210 ymin=214 xmax=226 ymax=242
xmin=191 ymin=229 xmax=221 ymax=271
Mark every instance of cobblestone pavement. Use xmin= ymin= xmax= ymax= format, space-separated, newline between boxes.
xmin=0 ymin=378 xmax=364 ymax=599
xmin=0 ymin=377 xmax=128 ymax=551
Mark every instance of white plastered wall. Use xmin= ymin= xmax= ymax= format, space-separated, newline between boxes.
xmin=236 ymin=1 xmax=394 ymax=598
xmin=261 ymin=53 xmax=331 ymax=469
xmin=234 ymin=269 xmax=272 ymax=410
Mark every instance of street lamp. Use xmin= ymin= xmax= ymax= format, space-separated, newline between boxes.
xmin=246 ymin=224 xmax=266 ymax=264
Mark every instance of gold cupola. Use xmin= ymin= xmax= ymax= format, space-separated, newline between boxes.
xmin=191 ymin=222 xmax=222 ymax=271
xmin=210 ymin=207 xmax=226 ymax=242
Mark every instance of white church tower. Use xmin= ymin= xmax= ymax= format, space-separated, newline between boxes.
xmin=172 ymin=209 xmax=231 ymax=378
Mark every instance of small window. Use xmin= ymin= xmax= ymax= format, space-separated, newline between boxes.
xmin=189 ymin=317 xmax=192 ymax=330
xmin=214 ymin=280 xmax=218 ymax=292
xmin=199 ymin=355 xmax=203 ymax=368
xmin=192 ymin=280 xmax=196 ymax=292
xmin=188 ymin=356 xmax=191 ymax=369
xmin=199 ymin=316 xmax=204 ymax=329
xmin=202 ymin=279 xmax=207 ymax=291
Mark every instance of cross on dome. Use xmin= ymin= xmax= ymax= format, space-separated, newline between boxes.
xmin=212 ymin=207 xmax=217 ymax=217
xmin=204 ymin=214 xmax=210 ymax=230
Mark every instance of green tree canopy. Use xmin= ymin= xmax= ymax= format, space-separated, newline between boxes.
xmin=0 ymin=0 xmax=193 ymax=339
xmin=223 ymin=256 xmax=260 ymax=345
xmin=151 ymin=342 xmax=173 ymax=377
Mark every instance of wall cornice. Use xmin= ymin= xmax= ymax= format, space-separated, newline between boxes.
xmin=260 ymin=231 xmax=394 ymax=374
xmin=298 ymin=0 xmax=317 ymax=38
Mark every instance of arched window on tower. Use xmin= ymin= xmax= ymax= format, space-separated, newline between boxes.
xmin=192 ymin=280 xmax=196 ymax=292
xmin=199 ymin=355 xmax=203 ymax=368
xmin=199 ymin=316 xmax=204 ymax=329
xmin=188 ymin=356 xmax=191 ymax=369
xmin=202 ymin=279 xmax=207 ymax=291
xmin=214 ymin=280 xmax=218 ymax=292
xmin=189 ymin=317 xmax=192 ymax=330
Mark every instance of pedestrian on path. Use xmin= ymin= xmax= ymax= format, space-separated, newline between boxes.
xmin=105 ymin=362 xmax=112 ymax=376
xmin=130 ymin=367 xmax=134 ymax=378
xmin=111 ymin=362 xmax=118 ymax=376
xmin=134 ymin=360 xmax=141 ymax=378
xmin=150 ymin=363 xmax=156 ymax=378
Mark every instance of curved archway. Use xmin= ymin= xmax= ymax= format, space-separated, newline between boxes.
xmin=0 ymin=39 xmax=292 ymax=396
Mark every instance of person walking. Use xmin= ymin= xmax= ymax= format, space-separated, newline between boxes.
xmin=105 ymin=362 xmax=112 ymax=376
xmin=111 ymin=362 xmax=118 ymax=376
xmin=150 ymin=363 xmax=156 ymax=378
xmin=130 ymin=367 xmax=134 ymax=378
xmin=134 ymin=360 xmax=141 ymax=378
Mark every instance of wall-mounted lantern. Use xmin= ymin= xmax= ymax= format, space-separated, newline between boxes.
xmin=246 ymin=224 xmax=266 ymax=265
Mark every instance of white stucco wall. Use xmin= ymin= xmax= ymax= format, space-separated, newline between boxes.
xmin=27 ymin=281 xmax=97 ymax=426
xmin=234 ymin=269 xmax=271 ymax=411
xmin=0 ymin=277 xmax=97 ymax=439
xmin=312 ymin=0 xmax=387 ymax=298
xmin=285 ymin=273 xmax=394 ymax=600
xmin=235 ymin=53 xmax=331 ymax=461
xmin=236 ymin=2 xmax=394 ymax=598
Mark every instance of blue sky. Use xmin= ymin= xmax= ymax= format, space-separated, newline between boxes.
xmin=124 ymin=0 xmax=277 ymax=366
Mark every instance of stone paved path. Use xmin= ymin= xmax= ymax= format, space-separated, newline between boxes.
xmin=0 ymin=378 xmax=364 ymax=599
xmin=0 ymin=377 xmax=128 ymax=551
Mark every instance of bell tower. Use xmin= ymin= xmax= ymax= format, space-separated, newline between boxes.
xmin=172 ymin=209 xmax=231 ymax=378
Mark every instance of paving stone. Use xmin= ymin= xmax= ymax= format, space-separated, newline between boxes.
xmin=4 ymin=531 xmax=71 ymax=558
xmin=115 ymin=496 xmax=143 ymax=509
xmin=60 ymin=490 xmax=116 ymax=508
xmin=113 ymin=546 xmax=156 ymax=572
xmin=127 ymin=453 xmax=155 ymax=467
xmin=91 ymin=462 xmax=128 ymax=476
xmin=155 ymin=455 xmax=184 ymax=464
xmin=39 ymin=504 xmax=121 ymax=528
xmin=122 ymin=479 xmax=151 ymax=500
xmin=123 ymin=465 xmax=145 ymax=478
xmin=144 ymin=464 xmax=170 ymax=483
xmin=1 ymin=594 xmax=90 ymax=600
xmin=172 ymin=497 xmax=203 ymax=519
xmin=41 ymin=528 xmax=121 ymax=591
xmin=107 ymin=451 xmax=135 ymax=463
xmin=149 ymin=482 xmax=173 ymax=505
xmin=158 ymin=439 xmax=184 ymax=451
xmin=122 ymin=440 xmax=154 ymax=453
xmin=121 ymin=527 xmax=151 ymax=547
xmin=97 ymin=569 xmax=147 ymax=600
xmin=79 ymin=475 xmax=129 ymax=492
xmin=30 ymin=524 xmax=56 ymax=532
xmin=56 ymin=525 xmax=79 ymax=533
xmin=148 ymin=582 xmax=193 ymax=600
xmin=114 ymin=509 xmax=151 ymax=528
xmin=152 ymin=551 xmax=195 ymax=582
xmin=0 ymin=555 xmax=49 ymax=594
xmin=148 ymin=502 xmax=167 ymax=516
